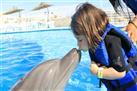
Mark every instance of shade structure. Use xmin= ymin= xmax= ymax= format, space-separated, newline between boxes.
xmin=3 ymin=7 xmax=24 ymax=15
xmin=32 ymin=2 xmax=52 ymax=28
xmin=32 ymin=2 xmax=52 ymax=11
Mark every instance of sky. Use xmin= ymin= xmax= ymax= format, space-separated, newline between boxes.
xmin=0 ymin=0 xmax=114 ymax=17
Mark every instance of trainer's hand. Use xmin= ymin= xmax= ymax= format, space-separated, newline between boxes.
xmin=126 ymin=23 xmax=137 ymax=44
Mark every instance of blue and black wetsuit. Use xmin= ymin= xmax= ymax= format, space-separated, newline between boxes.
xmin=89 ymin=24 xmax=137 ymax=91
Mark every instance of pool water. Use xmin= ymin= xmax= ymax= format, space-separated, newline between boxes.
xmin=0 ymin=30 xmax=107 ymax=91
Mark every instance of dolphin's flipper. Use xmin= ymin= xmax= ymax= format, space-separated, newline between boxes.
xmin=12 ymin=48 xmax=81 ymax=91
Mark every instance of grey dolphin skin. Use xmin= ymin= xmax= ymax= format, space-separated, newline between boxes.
xmin=11 ymin=48 xmax=81 ymax=91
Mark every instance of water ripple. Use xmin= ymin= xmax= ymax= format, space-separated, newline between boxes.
xmin=0 ymin=40 xmax=44 ymax=91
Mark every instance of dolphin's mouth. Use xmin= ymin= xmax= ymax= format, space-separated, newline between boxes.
xmin=77 ymin=49 xmax=81 ymax=62
xmin=54 ymin=48 xmax=81 ymax=89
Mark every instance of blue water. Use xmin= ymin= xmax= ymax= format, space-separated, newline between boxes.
xmin=0 ymin=30 xmax=107 ymax=91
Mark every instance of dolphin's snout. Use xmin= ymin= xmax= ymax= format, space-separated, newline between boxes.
xmin=77 ymin=49 xmax=81 ymax=62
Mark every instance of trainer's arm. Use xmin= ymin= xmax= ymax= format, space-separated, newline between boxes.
xmin=126 ymin=15 xmax=137 ymax=43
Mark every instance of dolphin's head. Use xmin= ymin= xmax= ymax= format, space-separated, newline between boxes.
xmin=60 ymin=48 xmax=81 ymax=71
xmin=11 ymin=48 xmax=81 ymax=91
xmin=52 ymin=48 xmax=81 ymax=90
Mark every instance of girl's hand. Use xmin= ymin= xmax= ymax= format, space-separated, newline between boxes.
xmin=90 ymin=61 xmax=98 ymax=75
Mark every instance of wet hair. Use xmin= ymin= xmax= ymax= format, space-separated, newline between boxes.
xmin=71 ymin=2 xmax=109 ymax=52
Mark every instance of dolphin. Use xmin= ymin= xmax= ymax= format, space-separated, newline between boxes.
xmin=11 ymin=48 xmax=81 ymax=91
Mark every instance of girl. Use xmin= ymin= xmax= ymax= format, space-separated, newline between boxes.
xmin=71 ymin=3 xmax=137 ymax=91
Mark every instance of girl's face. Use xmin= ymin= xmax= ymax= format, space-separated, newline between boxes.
xmin=75 ymin=35 xmax=89 ymax=52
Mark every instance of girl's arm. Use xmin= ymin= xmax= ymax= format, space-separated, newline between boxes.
xmin=90 ymin=62 xmax=126 ymax=80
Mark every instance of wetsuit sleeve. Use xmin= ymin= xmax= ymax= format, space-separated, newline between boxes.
xmin=105 ymin=35 xmax=126 ymax=72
